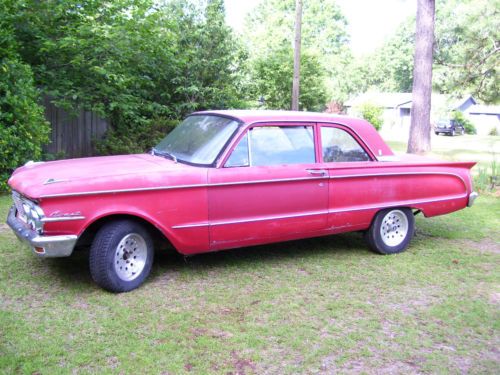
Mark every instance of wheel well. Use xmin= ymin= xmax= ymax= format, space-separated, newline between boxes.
xmin=75 ymin=214 xmax=172 ymax=251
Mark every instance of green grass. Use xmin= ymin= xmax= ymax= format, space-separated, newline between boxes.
xmin=1 ymin=191 xmax=499 ymax=374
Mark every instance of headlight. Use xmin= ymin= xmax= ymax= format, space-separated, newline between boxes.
xmin=12 ymin=192 xmax=45 ymax=234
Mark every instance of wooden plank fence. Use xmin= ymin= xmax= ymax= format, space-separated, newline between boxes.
xmin=42 ymin=96 xmax=109 ymax=158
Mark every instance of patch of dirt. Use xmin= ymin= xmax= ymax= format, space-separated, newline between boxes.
xmin=0 ymin=223 xmax=9 ymax=233
xmin=460 ymin=238 xmax=500 ymax=254
xmin=227 ymin=350 xmax=256 ymax=375
xmin=489 ymin=291 xmax=500 ymax=306
xmin=323 ymin=358 xmax=424 ymax=375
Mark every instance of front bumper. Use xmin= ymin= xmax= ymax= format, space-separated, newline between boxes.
xmin=6 ymin=206 xmax=78 ymax=257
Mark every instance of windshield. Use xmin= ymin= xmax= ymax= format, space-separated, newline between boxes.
xmin=154 ymin=115 xmax=239 ymax=165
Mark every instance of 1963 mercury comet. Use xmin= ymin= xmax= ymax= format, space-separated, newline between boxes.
xmin=6 ymin=111 xmax=478 ymax=292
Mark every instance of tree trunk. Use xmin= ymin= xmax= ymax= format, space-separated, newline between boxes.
xmin=291 ymin=0 xmax=302 ymax=111
xmin=407 ymin=0 xmax=435 ymax=154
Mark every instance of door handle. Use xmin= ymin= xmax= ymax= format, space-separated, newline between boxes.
xmin=306 ymin=169 xmax=327 ymax=176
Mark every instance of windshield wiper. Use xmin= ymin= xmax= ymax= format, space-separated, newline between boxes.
xmin=151 ymin=147 xmax=177 ymax=163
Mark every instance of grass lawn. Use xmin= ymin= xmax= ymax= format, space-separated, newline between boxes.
xmin=385 ymin=133 xmax=499 ymax=174
xmin=1 ymin=200 xmax=499 ymax=374
xmin=1 ymin=140 xmax=499 ymax=373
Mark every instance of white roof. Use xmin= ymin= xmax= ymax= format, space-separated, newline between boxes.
xmin=467 ymin=104 xmax=500 ymax=115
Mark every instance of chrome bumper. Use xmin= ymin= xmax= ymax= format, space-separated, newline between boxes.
xmin=6 ymin=206 xmax=77 ymax=257
xmin=468 ymin=191 xmax=479 ymax=207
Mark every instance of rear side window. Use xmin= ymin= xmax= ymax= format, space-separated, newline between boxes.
xmin=321 ymin=127 xmax=370 ymax=162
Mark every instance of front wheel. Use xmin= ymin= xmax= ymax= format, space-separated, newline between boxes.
xmin=90 ymin=220 xmax=154 ymax=292
xmin=365 ymin=208 xmax=415 ymax=254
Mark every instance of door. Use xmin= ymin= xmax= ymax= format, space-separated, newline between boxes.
xmin=319 ymin=125 xmax=376 ymax=230
xmin=208 ymin=124 xmax=329 ymax=250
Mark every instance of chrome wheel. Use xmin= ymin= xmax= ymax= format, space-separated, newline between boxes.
xmin=380 ymin=210 xmax=409 ymax=247
xmin=114 ymin=233 xmax=148 ymax=281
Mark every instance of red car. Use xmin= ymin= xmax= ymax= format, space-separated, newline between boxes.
xmin=7 ymin=111 xmax=478 ymax=292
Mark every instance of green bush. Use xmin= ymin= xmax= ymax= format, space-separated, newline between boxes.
xmin=95 ymin=117 xmax=179 ymax=155
xmin=488 ymin=127 xmax=498 ymax=136
xmin=358 ymin=102 xmax=384 ymax=131
xmin=0 ymin=59 xmax=50 ymax=191
xmin=452 ymin=111 xmax=476 ymax=134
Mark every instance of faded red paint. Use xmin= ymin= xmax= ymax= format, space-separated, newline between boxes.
xmin=8 ymin=111 xmax=476 ymax=255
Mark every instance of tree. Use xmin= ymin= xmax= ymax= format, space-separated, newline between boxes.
xmin=359 ymin=0 xmax=498 ymax=104
xmin=6 ymin=0 xmax=247 ymax=156
xmin=408 ymin=0 xmax=435 ymax=154
xmin=0 ymin=0 xmax=49 ymax=191
xmin=433 ymin=0 xmax=499 ymax=103
xmin=244 ymin=0 xmax=348 ymax=104
xmin=291 ymin=0 xmax=302 ymax=111
xmin=251 ymin=47 xmax=327 ymax=111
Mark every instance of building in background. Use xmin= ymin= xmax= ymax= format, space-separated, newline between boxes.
xmin=345 ymin=92 xmax=499 ymax=136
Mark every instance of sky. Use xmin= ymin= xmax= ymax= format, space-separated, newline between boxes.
xmin=225 ymin=0 xmax=416 ymax=55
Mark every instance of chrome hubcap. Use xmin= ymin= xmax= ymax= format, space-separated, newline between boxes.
xmin=114 ymin=233 xmax=147 ymax=281
xmin=380 ymin=210 xmax=409 ymax=247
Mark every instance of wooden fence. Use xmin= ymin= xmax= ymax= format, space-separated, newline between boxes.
xmin=43 ymin=96 xmax=109 ymax=158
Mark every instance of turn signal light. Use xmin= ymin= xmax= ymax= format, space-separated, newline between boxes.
xmin=34 ymin=247 xmax=45 ymax=254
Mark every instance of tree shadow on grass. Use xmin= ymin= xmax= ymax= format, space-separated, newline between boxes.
xmin=153 ymin=231 xmax=371 ymax=276
xmin=44 ymin=249 xmax=95 ymax=290
xmin=40 ymin=232 xmax=370 ymax=291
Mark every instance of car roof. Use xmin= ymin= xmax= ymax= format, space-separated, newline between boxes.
xmin=194 ymin=110 xmax=395 ymax=157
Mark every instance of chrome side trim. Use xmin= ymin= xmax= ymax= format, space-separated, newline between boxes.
xmin=41 ymin=216 xmax=86 ymax=223
xmin=172 ymin=194 xmax=468 ymax=229
xmin=171 ymin=222 xmax=209 ymax=229
xmin=172 ymin=210 xmax=328 ymax=229
xmin=329 ymin=193 xmax=468 ymax=214
xmin=330 ymin=171 xmax=467 ymax=190
xmin=40 ymin=183 xmax=210 ymax=198
xmin=39 ymin=176 xmax=325 ymax=198
xmin=39 ymin=172 xmax=467 ymax=199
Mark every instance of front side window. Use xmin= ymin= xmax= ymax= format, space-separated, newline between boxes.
xmin=154 ymin=115 xmax=239 ymax=165
xmin=251 ymin=126 xmax=315 ymax=166
xmin=225 ymin=125 xmax=315 ymax=167
xmin=321 ymin=127 xmax=370 ymax=162
xmin=225 ymin=133 xmax=249 ymax=167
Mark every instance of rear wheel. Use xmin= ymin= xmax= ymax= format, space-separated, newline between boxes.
xmin=365 ymin=208 xmax=414 ymax=254
xmin=89 ymin=220 xmax=154 ymax=292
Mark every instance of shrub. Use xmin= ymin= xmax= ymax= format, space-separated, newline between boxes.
xmin=452 ymin=111 xmax=476 ymax=134
xmin=0 ymin=59 xmax=50 ymax=191
xmin=357 ymin=102 xmax=384 ymax=131
xmin=488 ymin=127 xmax=498 ymax=136
xmin=95 ymin=117 xmax=179 ymax=155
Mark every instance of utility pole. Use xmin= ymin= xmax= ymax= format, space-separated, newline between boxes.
xmin=291 ymin=0 xmax=302 ymax=111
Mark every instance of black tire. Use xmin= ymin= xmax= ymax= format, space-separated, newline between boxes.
xmin=89 ymin=220 xmax=154 ymax=292
xmin=451 ymin=130 xmax=456 ymax=136
xmin=461 ymin=129 xmax=465 ymax=135
xmin=435 ymin=132 xmax=439 ymax=135
xmin=365 ymin=208 xmax=415 ymax=255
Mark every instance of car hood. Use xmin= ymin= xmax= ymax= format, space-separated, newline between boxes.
xmin=8 ymin=154 xmax=206 ymax=200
